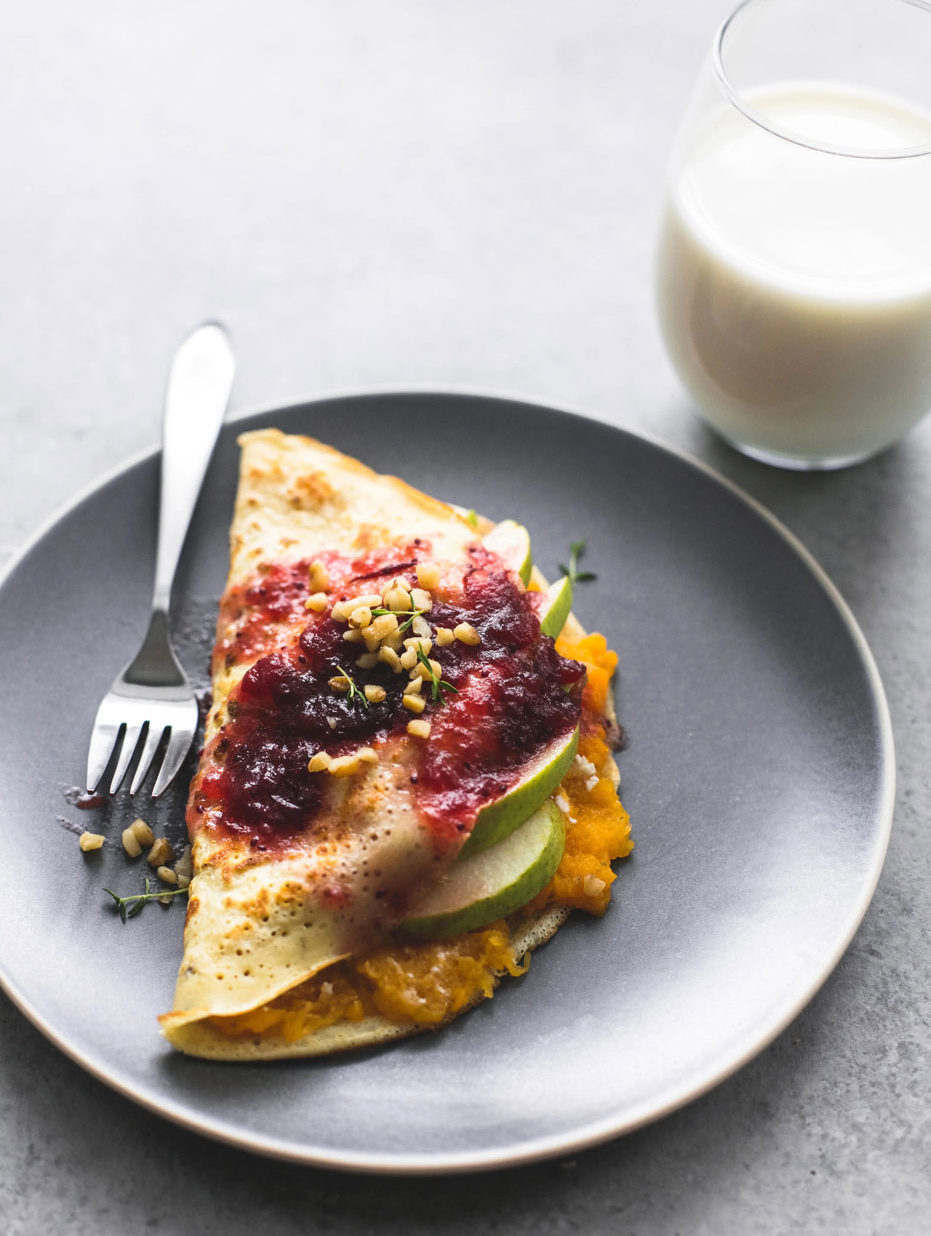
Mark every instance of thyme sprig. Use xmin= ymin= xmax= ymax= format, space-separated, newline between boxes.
xmin=416 ymin=647 xmax=459 ymax=704
xmin=559 ymin=540 xmax=597 ymax=585
xmin=335 ymin=664 xmax=370 ymax=708
xmin=104 ymin=878 xmax=188 ymax=923
xmin=369 ymin=606 xmax=427 ymax=636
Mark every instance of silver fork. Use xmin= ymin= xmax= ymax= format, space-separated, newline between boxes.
xmin=86 ymin=323 xmax=235 ymax=797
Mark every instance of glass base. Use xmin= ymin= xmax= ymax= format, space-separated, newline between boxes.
xmin=714 ymin=430 xmax=882 ymax=472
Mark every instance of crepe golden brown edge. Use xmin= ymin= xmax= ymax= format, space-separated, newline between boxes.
xmin=159 ymin=429 xmax=623 ymax=1060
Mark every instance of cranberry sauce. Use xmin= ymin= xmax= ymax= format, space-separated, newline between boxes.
xmin=197 ymin=543 xmax=585 ymax=849
xmin=416 ymin=550 xmax=584 ymax=843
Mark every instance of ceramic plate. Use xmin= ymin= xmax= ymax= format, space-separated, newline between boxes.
xmin=0 ymin=393 xmax=893 ymax=1173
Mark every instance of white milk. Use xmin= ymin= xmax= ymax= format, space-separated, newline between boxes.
xmin=656 ymin=84 xmax=931 ymax=466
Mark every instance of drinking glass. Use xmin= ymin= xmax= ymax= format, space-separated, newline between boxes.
xmin=655 ymin=0 xmax=931 ymax=470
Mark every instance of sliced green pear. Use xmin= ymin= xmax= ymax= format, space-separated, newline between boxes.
xmin=538 ymin=574 xmax=573 ymax=639
xmin=459 ymin=724 xmax=579 ymax=858
xmin=481 ymin=519 xmax=533 ymax=586
xmin=396 ymin=801 xmax=566 ymax=941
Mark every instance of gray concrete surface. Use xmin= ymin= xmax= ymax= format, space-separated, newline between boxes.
xmin=1 ymin=2 xmax=928 ymax=1232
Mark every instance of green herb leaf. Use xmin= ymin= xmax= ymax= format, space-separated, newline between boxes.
xmin=336 ymin=664 xmax=370 ymax=708
xmin=369 ymin=606 xmax=426 ymax=635
xmin=104 ymin=877 xmax=188 ymax=923
xmin=415 ymin=647 xmax=459 ymax=704
xmin=559 ymin=540 xmax=597 ymax=586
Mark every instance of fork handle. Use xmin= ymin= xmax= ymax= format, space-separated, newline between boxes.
xmin=151 ymin=322 xmax=235 ymax=613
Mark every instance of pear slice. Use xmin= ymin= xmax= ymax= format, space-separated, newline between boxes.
xmin=459 ymin=725 xmax=579 ymax=858
xmin=538 ymin=574 xmax=573 ymax=639
xmin=482 ymin=519 xmax=533 ymax=586
xmin=396 ymin=801 xmax=566 ymax=940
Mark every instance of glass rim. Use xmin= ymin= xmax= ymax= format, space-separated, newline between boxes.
xmin=712 ymin=0 xmax=931 ymax=159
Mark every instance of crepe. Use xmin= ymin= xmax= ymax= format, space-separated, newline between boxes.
xmin=160 ymin=430 xmax=630 ymax=1059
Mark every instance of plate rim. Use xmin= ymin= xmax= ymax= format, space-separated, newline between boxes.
xmin=0 ymin=386 xmax=896 ymax=1175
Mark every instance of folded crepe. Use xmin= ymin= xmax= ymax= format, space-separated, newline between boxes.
xmin=160 ymin=429 xmax=631 ymax=1059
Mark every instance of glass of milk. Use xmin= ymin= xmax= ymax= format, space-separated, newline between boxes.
xmin=655 ymin=0 xmax=931 ymax=469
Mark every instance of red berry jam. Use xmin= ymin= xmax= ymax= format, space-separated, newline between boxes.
xmin=196 ymin=544 xmax=584 ymax=850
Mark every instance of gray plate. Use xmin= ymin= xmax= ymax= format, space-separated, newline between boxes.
xmin=0 ymin=392 xmax=894 ymax=1174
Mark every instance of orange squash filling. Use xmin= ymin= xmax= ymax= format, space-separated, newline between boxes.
xmin=210 ymin=629 xmax=631 ymax=1041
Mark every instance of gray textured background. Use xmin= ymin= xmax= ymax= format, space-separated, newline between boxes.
xmin=1 ymin=2 xmax=928 ymax=1232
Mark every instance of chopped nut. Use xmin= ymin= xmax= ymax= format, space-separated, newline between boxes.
xmin=378 ymin=646 xmax=403 ymax=673
xmin=355 ymin=652 xmax=379 ymax=669
xmin=412 ymin=657 xmax=443 ymax=681
xmin=582 ymin=874 xmax=607 ymax=898
xmin=308 ymin=751 xmax=332 ymax=772
xmin=349 ymin=605 xmax=373 ymax=629
xmin=174 ymin=845 xmax=193 ymax=889
xmin=411 ymin=614 xmax=432 ymax=638
xmin=328 ymin=754 xmax=360 ymax=777
xmin=304 ymin=591 xmax=329 ymax=612
xmin=435 ymin=626 xmax=455 ymax=647
xmin=326 ymin=716 xmax=338 ymax=730
xmin=410 ymin=587 xmax=432 ymax=612
xmin=130 ymin=818 xmax=154 ymax=846
xmin=308 ymin=560 xmax=330 ymax=592
xmin=384 ymin=586 xmax=413 ymax=613
xmin=403 ymin=693 xmax=426 ymax=714
xmin=156 ymin=865 xmax=178 ymax=886
xmin=342 ymin=628 xmax=364 ymax=644
xmin=403 ymin=636 xmax=432 ymax=657
xmin=364 ymin=684 xmax=386 ymax=703
xmin=357 ymin=746 xmax=379 ymax=764
xmin=584 ymin=774 xmax=599 ymax=793
xmin=404 ymin=674 xmax=423 ymax=695
xmin=369 ymin=613 xmax=399 ymax=641
xmin=147 ymin=838 xmax=175 ymax=868
xmin=399 ymin=647 xmax=418 ymax=671
xmin=454 ymin=622 xmax=481 ymax=646
xmin=383 ymin=629 xmax=404 ymax=652
xmin=416 ymin=563 xmax=441 ymax=591
xmin=390 ymin=576 xmax=413 ymax=593
xmin=78 ymin=831 xmax=105 ymax=853
xmin=329 ymin=674 xmax=350 ymax=693
xmin=407 ymin=718 xmax=431 ymax=738
xmin=121 ymin=827 xmax=143 ymax=858
xmin=330 ymin=600 xmax=350 ymax=623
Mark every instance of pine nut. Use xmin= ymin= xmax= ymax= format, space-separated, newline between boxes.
xmin=407 ymin=719 xmax=431 ymax=738
xmin=329 ymin=675 xmax=350 ymax=692
xmin=399 ymin=648 xmax=418 ymax=670
xmin=369 ymin=613 xmax=399 ymax=641
xmin=364 ymin=684 xmax=386 ymax=703
xmin=410 ymin=588 xmax=432 ymax=611
xmin=435 ymin=627 xmax=455 ymax=647
xmin=304 ymin=592 xmax=329 ymax=612
xmin=349 ymin=606 xmax=372 ymax=629
xmin=342 ymin=628 xmax=364 ymax=643
xmin=404 ymin=674 xmax=423 ymax=694
xmin=79 ymin=831 xmax=105 ymax=852
xmin=157 ymin=865 xmax=178 ymax=885
xmin=403 ymin=693 xmax=426 ymax=714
